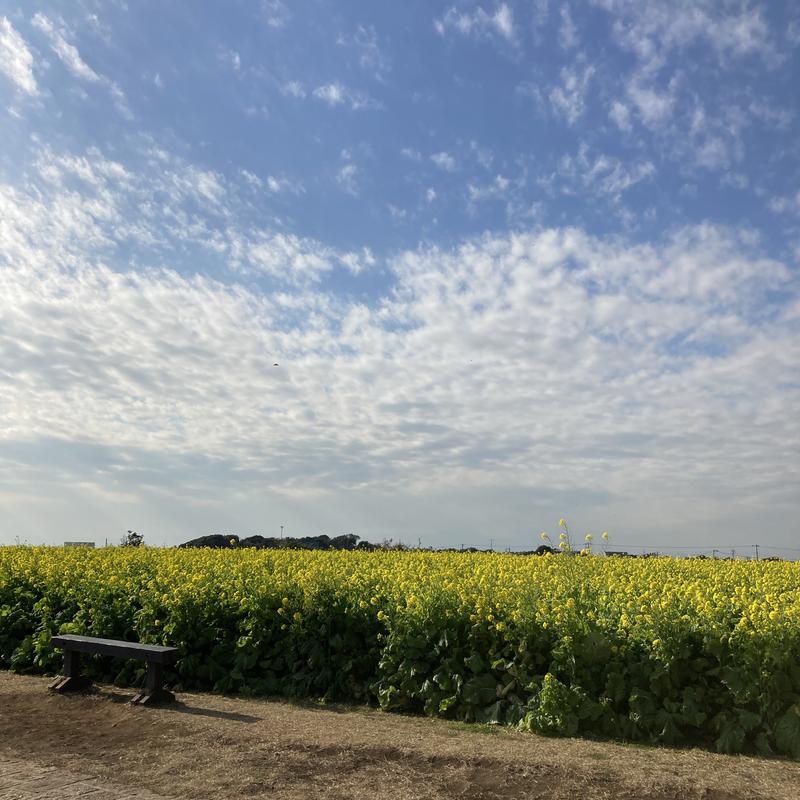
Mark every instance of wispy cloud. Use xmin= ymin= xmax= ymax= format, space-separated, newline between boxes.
xmin=594 ymin=0 xmax=776 ymax=68
xmin=336 ymin=162 xmax=359 ymax=195
xmin=608 ymin=100 xmax=632 ymax=131
xmin=239 ymin=170 xmax=303 ymax=195
xmin=768 ymin=190 xmax=800 ymax=215
xmin=467 ymin=174 xmax=511 ymax=205
xmin=337 ymin=24 xmax=390 ymax=80
xmin=312 ymin=81 xmax=377 ymax=110
xmin=554 ymin=144 xmax=656 ymax=201
xmin=12 ymin=142 xmax=366 ymax=286
xmin=31 ymin=13 xmax=131 ymax=118
xmin=32 ymin=13 xmax=100 ymax=82
xmin=263 ymin=0 xmax=290 ymax=29
xmin=435 ymin=3 xmax=515 ymax=43
xmin=0 ymin=17 xmax=38 ymax=95
xmin=431 ymin=151 xmax=457 ymax=172
xmin=625 ymin=79 xmax=674 ymax=129
xmin=549 ymin=65 xmax=595 ymax=125
xmin=558 ymin=5 xmax=579 ymax=50
xmin=281 ymin=80 xmax=305 ymax=98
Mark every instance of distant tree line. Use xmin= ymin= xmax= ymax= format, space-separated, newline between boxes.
xmin=160 ymin=534 xmax=786 ymax=560
xmin=177 ymin=533 xmax=377 ymax=551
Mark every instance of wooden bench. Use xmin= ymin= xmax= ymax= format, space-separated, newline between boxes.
xmin=49 ymin=634 xmax=179 ymax=705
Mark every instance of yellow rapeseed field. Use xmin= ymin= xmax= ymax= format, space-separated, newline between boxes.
xmin=1 ymin=546 xmax=799 ymax=757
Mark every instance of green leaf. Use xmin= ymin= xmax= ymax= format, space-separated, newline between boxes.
xmin=715 ymin=722 xmax=745 ymax=754
xmin=775 ymin=704 xmax=800 ymax=759
xmin=475 ymin=700 xmax=503 ymax=725
xmin=464 ymin=653 xmax=486 ymax=674
xmin=754 ymin=732 xmax=774 ymax=757
xmin=438 ymin=694 xmax=458 ymax=713
xmin=734 ymin=709 xmax=762 ymax=733
xmin=463 ymin=673 xmax=498 ymax=706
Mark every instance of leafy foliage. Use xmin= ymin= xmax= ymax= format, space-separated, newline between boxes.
xmin=120 ymin=530 xmax=144 ymax=548
xmin=1 ymin=547 xmax=799 ymax=757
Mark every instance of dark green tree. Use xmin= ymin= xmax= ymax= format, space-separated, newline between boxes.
xmin=120 ymin=530 xmax=144 ymax=547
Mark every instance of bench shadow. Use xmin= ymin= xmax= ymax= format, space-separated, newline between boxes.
xmin=160 ymin=700 xmax=261 ymax=724
xmin=96 ymin=688 xmax=260 ymax=723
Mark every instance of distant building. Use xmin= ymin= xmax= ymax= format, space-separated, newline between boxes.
xmin=64 ymin=541 xmax=95 ymax=548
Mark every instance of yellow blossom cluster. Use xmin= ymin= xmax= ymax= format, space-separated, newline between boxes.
xmin=1 ymin=545 xmax=799 ymax=756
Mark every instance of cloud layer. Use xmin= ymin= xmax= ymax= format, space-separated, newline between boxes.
xmin=2 ymin=145 xmax=798 ymax=545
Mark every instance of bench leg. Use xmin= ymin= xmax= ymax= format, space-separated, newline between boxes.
xmin=131 ymin=661 xmax=174 ymax=706
xmin=48 ymin=649 xmax=92 ymax=693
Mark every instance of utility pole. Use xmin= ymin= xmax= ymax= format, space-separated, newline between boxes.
xmin=754 ymin=544 xmax=759 ymax=561
xmin=489 ymin=538 xmax=494 ymax=552
xmin=280 ymin=524 xmax=284 ymax=540
xmin=712 ymin=549 xmax=718 ymax=559
xmin=731 ymin=549 xmax=735 ymax=560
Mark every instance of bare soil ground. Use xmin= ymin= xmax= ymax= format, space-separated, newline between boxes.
xmin=1 ymin=671 xmax=799 ymax=800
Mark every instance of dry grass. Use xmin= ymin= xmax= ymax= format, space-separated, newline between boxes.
xmin=1 ymin=671 xmax=798 ymax=799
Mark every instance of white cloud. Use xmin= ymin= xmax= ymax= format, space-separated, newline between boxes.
xmin=608 ymin=100 xmax=632 ymax=131
xmin=337 ymin=25 xmax=390 ymax=80
xmin=558 ymin=5 xmax=579 ymax=50
xmin=768 ymin=191 xmax=800 ymax=215
xmin=266 ymin=175 xmax=303 ymax=194
xmin=626 ymin=80 xmax=674 ymax=128
xmin=594 ymin=0 xmax=775 ymax=67
xmin=263 ymin=0 xmax=290 ymax=29
xmin=240 ymin=170 xmax=303 ymax=195
xmin=401 ymin=147 xmax=422 ymax=162
xmin=220 ymin=48 xmax=241 ymax=72
xmin=32 ymin=13 xmax=100 ymax=82
xmin=467 ymin=174 xmax=511 ymax=204
xmin=0 ymin=17 xmax=38 ymax=95
xmin=435 ymin=3 xmax=515 ymax=43
xmin=694 ymin=136 xmax=730 ymax=170
xmin=8 ymin=142 xmax=365 ymax=289
xmin=549 ymin=65 xmax=595 ymax=125
xmin=492 ymin=3 xmax=514 ymax=39
xmin=554 ymin=144 xmax=656 ymax=202
xmin=470 ymin=141 xmax=494 ymax=169
xmin=431 ymin=151 xmax=457 ymax=172
xmin=243 ymin=104 xmax=269 ymax=120
xmin=336 ymin=162 xmax=359 ymax=195
xmin=339 ymin=247 xmax=376 ymax=276
xmin=1 ymin=208 xmax=797 ymax=546
xmin=31 ymin=13 xmax=131 ymax=118
xmin=426 ymin=188 xmax=437 ymax=202
xmin=282 ymin=80 xmax=306 ymax=98
xmin=312 ymin=81 xmax=376 ymax=110
xmin=313 ymin=82 xmax=346 ymax=106
xmin=248 ymin=232 xmax=334 ymax=281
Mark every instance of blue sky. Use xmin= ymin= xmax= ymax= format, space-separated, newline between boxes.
xmin=0 ymin=1 xmax=798 ymax=554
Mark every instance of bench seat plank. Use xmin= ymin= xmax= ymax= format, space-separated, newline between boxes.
xmin=51 ymin=634 xmax=179 ymax=664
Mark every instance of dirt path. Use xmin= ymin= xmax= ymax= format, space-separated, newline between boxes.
xmin=1 ymin=672 xmax=798 ymax=800
xmin=0 ymin=754 xmax=173 ymax=799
